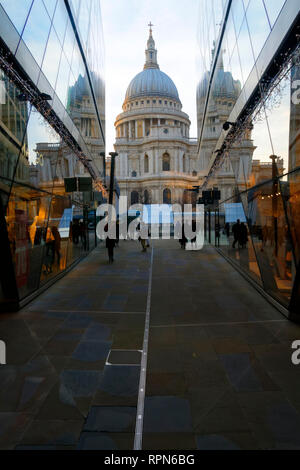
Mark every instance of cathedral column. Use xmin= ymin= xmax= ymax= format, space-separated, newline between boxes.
xmin=174 ymin=148 xmax=178 ymax=172
xmin=155 ymin=149 xmax=159 ymax=174
xmin=124 ymin=153 xmax=128 ymax=177
xmin=179 ymin=150 xmax=183 ymax=173
xmin=150 ymin=149 xmax=154 ymax=174
xmin=176 ymin=152 xmax=179 ymax=173
xmin=116 ymin=154 xmax=120 ymax=177
xmin=129 ymin=121 xmax=132 ymax=141
xmin=139 ymin=154 xmax=143 ymax=176
xmin=120 ymin=153 xmax=124 ymax=177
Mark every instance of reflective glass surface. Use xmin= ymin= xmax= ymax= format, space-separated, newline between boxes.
xmin=0 ymin=0 xmax=105 ymax=305
xmin=197 ymin=0 xmax=300 ymax=315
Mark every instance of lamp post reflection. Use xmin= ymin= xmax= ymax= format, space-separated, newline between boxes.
xmin=270 ymin=155 xmax=279 ymax=257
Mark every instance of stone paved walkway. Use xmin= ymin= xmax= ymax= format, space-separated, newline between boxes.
xmin=0 ymin=240 xmax=300 ymax=450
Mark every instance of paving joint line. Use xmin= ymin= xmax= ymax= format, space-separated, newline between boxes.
xmin=134 ymin=246 xmax=154 ymax=450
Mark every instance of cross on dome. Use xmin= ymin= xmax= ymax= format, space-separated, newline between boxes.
xmin=148 ymin=21 xmax=154 ymax=35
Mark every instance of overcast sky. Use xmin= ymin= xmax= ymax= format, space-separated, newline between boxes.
xmin=101 ymin=0 xmax=200 ymax=154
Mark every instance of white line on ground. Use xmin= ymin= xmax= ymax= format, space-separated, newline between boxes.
xmin=134 ymin=246 xmax=154 ymax=451
xmin=150 ymin=319 xmax=288 ymax=328
xmin=47 ymin=310 xmax=145 ymax=314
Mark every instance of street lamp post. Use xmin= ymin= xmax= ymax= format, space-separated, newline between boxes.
xmin=270 ymin=155 xmax=278 ymax=257
xmin=100 ymin=151 xmax=106 ymax=180
xmin=109 ymin=152 xmax=118 ymax=206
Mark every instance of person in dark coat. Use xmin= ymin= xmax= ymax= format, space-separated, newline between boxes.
xmin=191 ymin=219 xmax=197 ymax=245
xmin=106 ymin=237 xmax=116 ymax=263
xmin=232 ymin=219 xmax=241 ymax=248
xmin=239 ymin=222 xmax=248 ymax=248
xmin=72 ymin=219 xmax=80 ymax=244
xmin=51 ymin=226 xmax=61 ymax=266
xmin=79 ymin=220 xmax=87 ymax=250
xmin=179 ymin=223 xmax=188 ymax=249
xmin=224 ymin=222 xmax=230 ymax=238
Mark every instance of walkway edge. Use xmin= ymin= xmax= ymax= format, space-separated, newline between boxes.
xmin=134 ymin=246 xmax=154 ymax=450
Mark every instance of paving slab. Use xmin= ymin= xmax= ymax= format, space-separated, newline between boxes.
xmin=0 ymin=240 xmax=299 ymax=450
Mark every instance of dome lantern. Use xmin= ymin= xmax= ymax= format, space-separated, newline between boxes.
xmin=144 ymin=22 xmax=159 ymax=70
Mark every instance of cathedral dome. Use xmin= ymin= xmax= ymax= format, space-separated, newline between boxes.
xmin=125 ymin=68 xmax=180 ymax=101
xmin=197 ymin=50 xmax=241 ymax=101
xmin=124 ymin=24 xmax=181 ymax=104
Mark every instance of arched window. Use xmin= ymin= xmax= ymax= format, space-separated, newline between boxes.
xmin=131 ymin=171 xmax=137 ymax=177
xmin=183 ymin=154 xmax=186 ymax=173
xmin=131 ymin=191 xmax=139 ymax=205
xmin=163 ymin=188 xmax=171 ymax=204
xmin=162 ymin=152 xmax=170 ymax=171
xmin=144 ymin=154 xmax=149 ymax=173
xmin=144 ymin=189 xmax=150 ymax=205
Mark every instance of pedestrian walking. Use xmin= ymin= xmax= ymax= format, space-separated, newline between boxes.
xmin=179 ymin=222 xmax=188 ymax=249
xmin=232 ymin=219 xmax=241 ymax=248
xmin=72 ymin=219 xmax=80 ymax=244
xmin=116 ymin=219 xmax=120 ymax=247
xmin=44 ymin=226 xmax=55 ymax=274
xmin=146 ymin=225 xmax=151 ymax=247
xmin=239 ymin=222 xmax=248 ymax=248
xmin=224 ymin=222 xmax=230 ymax=238
xmin=79 ymin=220 xmax=87 ymax=250
xmin=106 ymin=236 xmax=116 ymax=263
xmin=191 ymin=219 xmax=197 ymax=249
xmin=51 ymin=226 xmax=61 ymax=267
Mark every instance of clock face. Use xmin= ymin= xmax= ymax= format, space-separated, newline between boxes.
xmin=163 ymin=128 xmax=168 ymax=134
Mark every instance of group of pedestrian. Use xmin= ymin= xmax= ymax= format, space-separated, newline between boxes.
xmin=231 ymin=219 xmax=248 ymax=249
xmin=105 ymin=221 xmax=151 ymax=263
xmin=179 ymin=221 xmax=197 ymax=250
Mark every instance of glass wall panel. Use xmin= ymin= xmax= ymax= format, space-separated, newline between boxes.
xmin=0 ymin=0 xmax=33 ymax=36
xmin=55 ymin=50 xmax=72 ymax=109
xmin=244 ymin=0 xmax=271 ymax=60
xmin=52 ymin=0 xmax=68 ymax=46
xmin=197 ymin=0 xmax=300 ymax=314
xmin=218 ymin=194 xmax=263 ymax=285
xmin=42 ymin=0 xmax=57 ymax=19
xmin=20 ymin=0 xmax=52 ymax=68
xmin=247 ymin=178 xmax=295 ymax=306
xmin=0 ymin=69 xmax=30 ymax=205
xmin=262 ymin=0 xmax=286 ymax=28
xmin=6 ymin=182 xmax=52 ymax=298
xmin=0 ymin=0 xmax=105 ymax=307
xmin=236 ymin=17 xmax=256 ymax=85
xmin=76 ymin=0 xmax=91 ymax=49
xmin=41 ymin=26 xmax=62 ymax=90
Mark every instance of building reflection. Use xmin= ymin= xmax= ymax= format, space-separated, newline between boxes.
xmin=0 ymin=0 xmax=105 ymax=310
xmin=197 ymin=0 xmax=300 ymax=318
